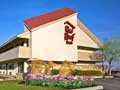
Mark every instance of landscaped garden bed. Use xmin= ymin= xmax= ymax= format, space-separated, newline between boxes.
xmin=24 ymin=74 xmax=98 ymax=89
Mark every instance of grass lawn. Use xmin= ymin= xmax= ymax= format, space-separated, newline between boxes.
xmin=0 ymin=80 xmax=66 ymax=90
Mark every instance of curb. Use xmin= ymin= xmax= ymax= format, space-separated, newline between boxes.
xmin=104 ymin=76 xmax=114 ymax=78
xmin=93 ymin=76 xmax=103 ymax=79
xmin=70 ymin=85 xmax=103 ymax=90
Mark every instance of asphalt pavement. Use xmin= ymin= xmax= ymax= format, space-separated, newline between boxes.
xmin=95 ymin=77 xmax=120 ymax=90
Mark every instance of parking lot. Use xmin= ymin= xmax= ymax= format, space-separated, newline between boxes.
xmin=95 ymin=77 xmax=120 ymax=90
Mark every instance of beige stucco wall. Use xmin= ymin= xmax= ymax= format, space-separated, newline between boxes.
xmin=0 ymin=46 xmax=30 ymax=62
xmin=76 ymin=26 xmax=99 ymax=48
xmin=30 ymin=13 xmax=100 ymax=62
xmin=31 ymin=14 xmax=78 ymax=62
xmin=0 ymin=47 xmax=19 ymax=62
xmin=77 ymin=49 xmax=96 ymax=61
xmin=18 ymin=46 xmax=30 ymax=58
xmin=17 ymin=31 xmax=30 ymax=39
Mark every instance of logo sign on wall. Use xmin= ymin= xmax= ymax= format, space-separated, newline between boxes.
xmin=64 ymin=21 xmax=75 ymax=44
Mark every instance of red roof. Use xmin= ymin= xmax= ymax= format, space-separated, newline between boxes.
xmin=24 ymin=7 xmax=76 ymax=30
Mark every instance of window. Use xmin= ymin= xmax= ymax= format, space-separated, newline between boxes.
xmin=18 ymin=62 xmax=24 ymax=73
xmin=8 ymin=64 xmax=14 ymax=69
xmin=2 ymin=65 xmax=6 ymax=70
xmin=0 ymin=65 xmax=2 ymax=69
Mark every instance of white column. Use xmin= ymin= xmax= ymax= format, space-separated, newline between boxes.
xmin=24 ymin=62 xmax=29 ymax=73
xmin=23 ymin=42 xmax=28 ymax=47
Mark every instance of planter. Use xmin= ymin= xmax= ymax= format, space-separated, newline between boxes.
xmin=70 ymin=85 xmax=103 ymax=90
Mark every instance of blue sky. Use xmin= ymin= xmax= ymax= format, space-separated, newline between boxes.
xmin=0 ymin=0 xmax=120 ymax=45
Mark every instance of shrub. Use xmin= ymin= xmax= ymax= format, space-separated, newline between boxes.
xmin=25 ymin=79 xmax=96 ymax=88
xmin=81 ymin=82 xmax=97 ymax=88
xmin=51 ymin=69 xmax=59 ymax=75
xmin=71 ymin=70 xmax=102 ymax=76
xmin=25 ymin=80 xmax=49 ymax=86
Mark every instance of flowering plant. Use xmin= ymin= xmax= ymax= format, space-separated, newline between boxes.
xmin=24 ymin=74 xmax=94 ymax=82
xmin=24 ymin=74 xmax=96 ymax=88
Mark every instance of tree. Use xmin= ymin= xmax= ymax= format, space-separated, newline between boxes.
xmin=102 ymin=37 xmax=120 ymax=75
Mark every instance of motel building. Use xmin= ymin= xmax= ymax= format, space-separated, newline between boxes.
xmin=0 ymin=7 xmax=103 ymax=76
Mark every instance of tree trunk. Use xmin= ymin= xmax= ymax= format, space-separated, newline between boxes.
xmin=102 ymin=61 xmax=105 ymax=75
xmin=108 ymin=60 xmax=112 ymax=75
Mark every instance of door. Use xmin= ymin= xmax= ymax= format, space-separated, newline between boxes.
xmin=18 ymin=62 xmax=24 ymax=73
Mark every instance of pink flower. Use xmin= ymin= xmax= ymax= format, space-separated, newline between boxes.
xmin=24 ymin=74 xmax=94 ymax=83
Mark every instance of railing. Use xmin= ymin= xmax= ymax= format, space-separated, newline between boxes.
xmin=0 ymin=46 xmax=30 ymax=62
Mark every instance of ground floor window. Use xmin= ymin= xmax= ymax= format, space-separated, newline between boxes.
xmin=8 ymin=64 xmax=14 ymax=69
xmin=0 ymin=64 xmax=6 ymax=70
xmin=0 ymin=65 xmax=2 ymax=69
xmin=18 ymin=62 xmax=24 ymax=73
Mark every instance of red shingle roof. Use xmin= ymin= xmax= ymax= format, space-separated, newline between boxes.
xmin=24 ymin=7 xmax=76 ymax=30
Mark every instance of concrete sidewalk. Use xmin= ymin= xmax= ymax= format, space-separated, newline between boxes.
xmin=0 ymin=75 xmax=16 ymax=81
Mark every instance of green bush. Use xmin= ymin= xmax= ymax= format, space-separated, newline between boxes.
xmin=25 ymin=79 xmax=96 ymax=88
xmin=56 ymin=80 xmax=81 ymax=87
xmin=25 ymin=80 xmax=49 ymax=86
xmin=81 ymin=82 xmax=97 ymax=88
xmin=51 ymin=69 xmax=59 ymax=75
xmin=71 ymin=70 xmax=102 ymax=76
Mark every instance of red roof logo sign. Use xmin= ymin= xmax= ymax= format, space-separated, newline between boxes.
xmin=64 ymin=21 xmax=75 ymax=44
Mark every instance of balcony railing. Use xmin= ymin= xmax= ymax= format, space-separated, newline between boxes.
xmin=0 ymin=46 xmax=30 ymax=62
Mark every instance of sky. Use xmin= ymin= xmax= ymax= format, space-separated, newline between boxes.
xmin=0 ymin=0 xmax=120 ymax=45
